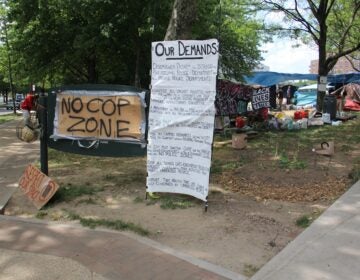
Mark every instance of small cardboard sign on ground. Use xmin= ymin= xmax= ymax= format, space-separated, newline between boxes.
xmin=18 ymin=164 xmax=59 ymax=209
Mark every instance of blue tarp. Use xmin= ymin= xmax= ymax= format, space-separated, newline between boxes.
xmin=294 ymin=84 xmax=335 ymax=108
xmin=328 ymin=73 xmax=360 ymax=84
xmin=294 ymin=90 xmax=317 ymax=108
xmin=244 ymin=71 xmax=360 ymax=86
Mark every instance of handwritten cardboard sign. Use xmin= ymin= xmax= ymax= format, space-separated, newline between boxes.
xmin=54 ymin=91 xmax=144 ymax=142
xmin=18 ymin=165 xmax=59 ymax=209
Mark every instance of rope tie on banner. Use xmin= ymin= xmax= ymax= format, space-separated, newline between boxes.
xmin=77 ymin=140 xmax=99 ymax=149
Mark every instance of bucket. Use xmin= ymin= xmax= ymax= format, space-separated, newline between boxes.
xmin=232 ymin=133 xmax=247 ymax=149
xmin=323 ymin=95 xmax=337 ymax=120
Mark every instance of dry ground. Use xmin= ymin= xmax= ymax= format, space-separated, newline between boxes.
xmin=6 ymin=112 xmax=360 ymax=277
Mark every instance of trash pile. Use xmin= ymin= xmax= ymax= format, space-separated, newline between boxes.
xmin=267 ymin=109 xmax=346 ymax=131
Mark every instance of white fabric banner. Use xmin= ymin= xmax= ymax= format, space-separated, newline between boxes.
xmin=147 ymin=39 xmax=219 ymax=201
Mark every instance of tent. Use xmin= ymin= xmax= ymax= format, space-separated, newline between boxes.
xmin=332 ymin=83 xmax=360 ymax=111
xmin=294 ymin=84 xmax=334 ymax=108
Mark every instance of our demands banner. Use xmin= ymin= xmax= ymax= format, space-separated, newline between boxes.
xmin=147 ymin=39 xmax=219 ymax=201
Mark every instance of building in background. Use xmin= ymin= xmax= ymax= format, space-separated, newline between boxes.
xmin=253 ymin=63 xmax=270 ymax=72
xmin=309 ymin=54 xmax=360 ymax=74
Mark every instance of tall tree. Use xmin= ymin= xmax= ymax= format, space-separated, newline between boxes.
xmin=165 ymin=0 xmax=265 ymax=81
xmin=0 ymin=1 xmax=16 ymax=112
xmin=164 ymin=0 xmax=197 ymax=40
xmin=4 ymin=0 xmax=264 ymax=88
xmin=7 ymin=0 xmax=172 ymax=88
xmin=261 ymin=0 xmax=360 ymax=111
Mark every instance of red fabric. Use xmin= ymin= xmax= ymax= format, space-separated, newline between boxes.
xmin=344 ymin=99 xmax=360 ymax=111
xmin=21 ymin=94 xmax=35 ymax=110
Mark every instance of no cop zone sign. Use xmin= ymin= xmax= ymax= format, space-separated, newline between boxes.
xmin=53 ymin=91 xmax=145 ymax=142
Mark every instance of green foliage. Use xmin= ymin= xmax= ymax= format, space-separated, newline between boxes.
xmin=349 ymin=157 xmax=360 ymax=184
xmin=48 ymin=149 xmax=81 ymax=166
xmin=243 ymin=264 xmax=259 ymax=277
xmin=260 ymin=0 xmax=360 ymax=75
xmin=103 ymin=171 xmax=146 ymax=185
xmin=159 ymin=197 xmax=193 ymax=210
xmin=49 ymin=184 xmax=103 ymax=204
xmin=296 ymin=210 xmax=323 ymax=228
xmin=144 ymin=194 xmax=194 ymax=209
xmin=76 ymin=198 xmax=98 ymax=205
xmin=296 ymin=215 xmax=312 ymax=228
xmin=1 ymin=0 xmax=265 ymax=88
xmin=251 ymin=115 xmax=360 ymax=167
xmin=35 ymin=210 xmax=48 ymax=219
xmin=211 ymin=158 xmax=245 ymax=174
xmin=133 ymin=196 xmax=144 ymax=203
xmin=278 ymin=153 xmax=307 ymax=170
xmin=195 ymin=0 xmax=265 ymax=80
xmin=5 ymin=0 xmax=172 ymax=87
xmin=64 ymin=210 xmax=150 ymax=236
xmin=0 ymin=114 xmax=18 ymax=124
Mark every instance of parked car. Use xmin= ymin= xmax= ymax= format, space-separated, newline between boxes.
xmin=6 ymin=100 xmax=21 ymax=110
xmin=15 ymin=93 xmax=24 ymax=103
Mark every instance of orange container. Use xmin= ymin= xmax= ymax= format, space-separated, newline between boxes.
xmin=235 ymin=117 xmax=246 ymax=128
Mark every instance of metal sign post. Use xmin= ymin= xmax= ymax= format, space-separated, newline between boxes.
xmin=39 ymin=91 xmax=48 ymax=175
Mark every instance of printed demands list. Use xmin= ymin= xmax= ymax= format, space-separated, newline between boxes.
xmin=147 ymin=39 xmax=219 ymax=201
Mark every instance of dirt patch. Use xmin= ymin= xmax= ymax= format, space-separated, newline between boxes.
xmin=6 ymin=114 xmax=360 ymax=277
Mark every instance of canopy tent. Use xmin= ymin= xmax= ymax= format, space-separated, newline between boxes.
xmin=333 ymin=83 xmax=360 ymax=111
xmin=294 ymin=84 xmax=334 ymax=108
xmin=245 ymin=71 xmax=360 ymax=87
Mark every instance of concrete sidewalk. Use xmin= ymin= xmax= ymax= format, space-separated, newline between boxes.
xmin=0 ymin=215 xmax=242 ymax=280
xmin=0 ymin=120 xmax=38 ymax=213
xmin=251 ymin=179 xmax=360 ymax=280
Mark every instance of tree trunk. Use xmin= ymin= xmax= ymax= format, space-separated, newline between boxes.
xmin=164 ymin=0 xmax=197 ymax=40
xmin=3 ymin=20 xmax=15 ymax=113
xmin=316 ymin=16 xmax=328 ymax=112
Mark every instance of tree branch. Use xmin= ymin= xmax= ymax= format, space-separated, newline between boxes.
xmin=263 ymin=0 xmax=320 ymax=42
xmin=325 ymin=0 xmax=336 ymax=18
xmin=345 ymin=55 xmax=360 ymax=72
xmin=326 ymin=42 xmax=360 ymax=66
xmin=337 ymin=2 xmax=360 ymax=51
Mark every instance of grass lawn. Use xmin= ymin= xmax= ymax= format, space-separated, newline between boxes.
xmin=0 ymin=114 xmax=19 ymax=124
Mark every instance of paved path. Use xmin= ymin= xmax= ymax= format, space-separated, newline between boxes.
xmin=0 ymin=216 xmax=242 ymax=280
xmin=0 ymin=120 xmax=244 ymax=280
xmin=0 ymin=120 xmax=38 ymax=212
